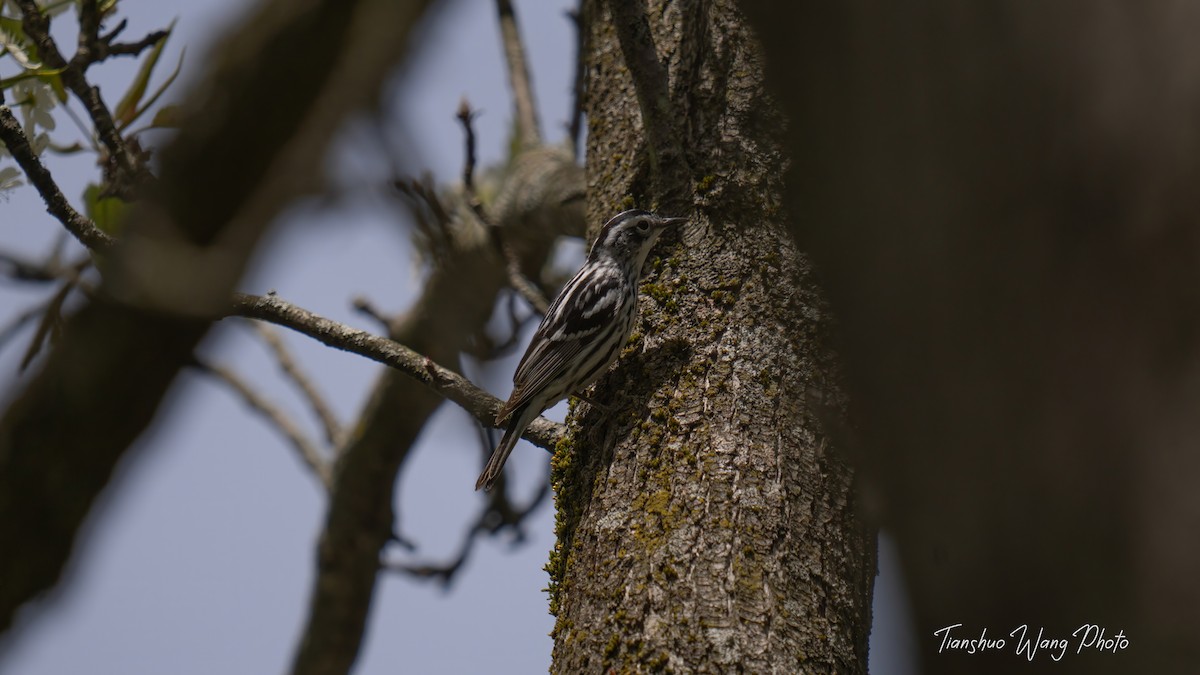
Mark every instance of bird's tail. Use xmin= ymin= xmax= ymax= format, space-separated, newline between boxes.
xmin=475 ymin=409 xmax=529 ymax=491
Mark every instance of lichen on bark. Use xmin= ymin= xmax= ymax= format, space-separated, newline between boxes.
xmin=549 ymin=1 xmax=874 ymax=673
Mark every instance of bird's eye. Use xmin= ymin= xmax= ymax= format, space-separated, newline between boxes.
xmin=636 ymin=219 xmax=650 ymax=232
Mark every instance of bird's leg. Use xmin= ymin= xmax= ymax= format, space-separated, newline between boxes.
xmin=571 ymin=390 xmax=610 ymax=412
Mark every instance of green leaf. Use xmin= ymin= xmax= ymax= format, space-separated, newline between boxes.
xmin=44 ymin=71 xmax=67 ymax=103
xmin=120 ymin=47 xmax=185 ymax=131
xmin=149 ymin=103 xmax=182 ymax=129
xmin=83 ymin=183 xmax=129 ymax=236
xmin=113 ymin=18 xmax=176 ymax=127
xmin=41 ymin=0 xmax=76 ymax=18
xmin=0 ymin=16 xmax=25 ymax=38
xmin=0 ymin=67 xmax=66 ymax=92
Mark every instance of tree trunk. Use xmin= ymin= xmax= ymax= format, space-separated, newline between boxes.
xmin=742 ymin=2 xmax=1200 ymax=673
xmin=548 ymin=1 xmax=874 ymax=672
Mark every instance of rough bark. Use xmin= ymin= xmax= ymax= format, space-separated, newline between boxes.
xmin=742 ymin=2 xmax=1200 ymax=673
xmin=548 ymin=1 xmax=873 ymax=673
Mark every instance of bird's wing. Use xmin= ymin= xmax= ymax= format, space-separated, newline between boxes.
xmin=496 ymin=270 xmax=624 ymax=424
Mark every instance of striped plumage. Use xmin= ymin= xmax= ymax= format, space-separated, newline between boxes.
xmin=475 ymin=209 xmax=687 ymax=491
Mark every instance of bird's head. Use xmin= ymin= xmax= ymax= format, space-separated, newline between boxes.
xmin=591 ymin=209 xmax=688 ymax=269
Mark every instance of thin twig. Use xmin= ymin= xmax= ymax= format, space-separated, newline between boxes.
xmin=351 ymin=295 xmax=392 ymax=330
xmin=454 ymin=99 xmax=492 ymax=228
xmin=383 ymin=471 xmax=551 ymax=585
xmin=0 ymin=251 xmax=60 ymax=283
xmin=394 ymin=176 xmax=453 ymax=260
xmin=101 ymin=29 xmax=170 ymax=60
xmin=18 ymin=277 xmax=75 ymax=372
xmin=456 ymin=98 xmax=479 ymax=196
xmin=455 ymin=101 xmax=550 ymax=314
xmin=16 ymin=0 xmax=151 ymax=187
xmin=252 ymin=323 xmax=343 ymax=446
xmin=227 ymin=292 xmax=565 ymax=451
xmin=0 ymin=104 xmax=115 ymax=251
xmin=194 ymin=359 xmax=333 ymax=487
xmin=0 ymin=249 xmax=92 ymax=284
xmin=0 ymin=301 xmax=52 ymax=353
xmin=501 ymin=248 xmax=550 ymax=314
xmin=495 ymin=0 xmax=541 ymax=149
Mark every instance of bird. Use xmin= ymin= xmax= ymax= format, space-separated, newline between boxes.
xmin=475 ymin=209 xmax=688 ymax=491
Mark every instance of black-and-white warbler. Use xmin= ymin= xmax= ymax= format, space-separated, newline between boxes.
xmin=475 ymin=209 xmax=687 ymax=491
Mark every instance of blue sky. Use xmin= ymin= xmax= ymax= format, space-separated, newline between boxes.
xmin=0 ymin=1 xmax=915 ymax=672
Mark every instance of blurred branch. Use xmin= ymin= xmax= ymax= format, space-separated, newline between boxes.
xmin=393 ymin=176 xmax=454 ymax=260
xmin=0 ymin=102 xmax=116 ymax=251
xmin=350 ymin=295 xmax=391 ymax=330
xmin=0 ymin=302 xmax=49 ymax=352
xmin=286 ymin=111 xmax=583 ymax=670
xmin=455 ymin=99 xmax=482 ymax=210
xmin=195 ymin=360 xmax=332 ymax=487
xmin=0 ymin=249 xmax=83 ymax=284
xmin=455 ymin=100 xmax=550 ymax=314
xmin=495 ymin=0 xmax=541 ymax=149
xmin=252 ymin=323 xmax=343 ymax=447
xmin=385 ymin=476 xmax=551 ymax=585
xmin=0 ymin=249 xmax=92 ymax=368
xmin=17 ymin=277 xmax=74 ymax=372
xmin=0 ymin=0 xmax=431 ymax=642
xmin=227 ymin=292 xmax=565 ymax=451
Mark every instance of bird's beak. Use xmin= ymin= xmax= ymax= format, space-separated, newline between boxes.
xmin=657 ymin=216 xmax=689 ymax=228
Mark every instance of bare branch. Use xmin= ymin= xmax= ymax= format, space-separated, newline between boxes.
xmin=0 ymin=302 xmax=46 ymax=351
xmin=453 ymin=100 xmax=495 ymax=228
xmin=393 ymin=176 xmax=454 ymax=260
xmin=17 ymin=278 xmax=73 ymax=372
xmin=350 ymin=295 xmax=392 ymax=329
xmin=101 ymin=29 xmax=171 ymax=60
xmin=195 ymin=360 xmax=332 ymax=487
xmin=252 ymin=323 xmax=343 ymax=447
xmin=456 ymin=98 xmax=481 ymax=198
xmin=495 ymin=0 xmax=541 ymax=148
xmin=0 ymin=251 xmax=63 ymax=283
xmin=384 ymin=474 xmax=551 ymax=586
xmin=16 ymin=0 xmax=152 ymax=190
xmin=455 ymin=101 xmax=551 ymax=314
xmin=501 ymin=252 xmax=550 ymax=314
xmin=0 ymin=103 xmax=116 ymax=251
xmin=228 ymin=292 xmax=565 ymax=451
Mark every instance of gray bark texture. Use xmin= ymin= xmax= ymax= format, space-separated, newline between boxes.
xmin=548 ymin=1 xmax=874 ymax=672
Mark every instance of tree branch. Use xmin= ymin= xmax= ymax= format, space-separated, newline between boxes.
xmin=0 ymin=102 xmax=115 ymax=251
xmin=195 ymin=360 xmax=332 ymax=487
xmin=0 ymin=0 xmax=433 ymax=641
xmin=227 ymin=292 xmax=565 ymax=451
xmin=455 ymin=101 xmax=551 ymax=314
xmin=252 ymin=323 xmax=343 ymax=447
xmin=16 ymin=0 xmax=150 ymax=189
xmin=495 ymin=0 xmax=541 ymax=148
xmin=384 ymin=476 xmax=550 ymax=585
